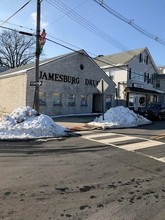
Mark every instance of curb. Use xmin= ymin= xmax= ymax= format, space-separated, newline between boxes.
xmin=67 ymin=125 xmax=100 ymax=132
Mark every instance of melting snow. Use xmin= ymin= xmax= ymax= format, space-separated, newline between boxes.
xmin=0 ymin=106 xmax=151 ymax=140
xmin=0 ymin=106 xmax=66 ymax=140
xmin=88 ymin=106 xmax=151 ymax=129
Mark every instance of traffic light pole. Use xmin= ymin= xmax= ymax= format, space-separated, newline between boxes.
xmin=33 ymin=0 xmax=41 ymax=113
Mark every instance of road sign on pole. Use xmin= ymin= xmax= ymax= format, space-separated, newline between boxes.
xmin=97 ymin=79 xmax=108 ymax=93
xmin=30 ymin=81 xmax=42 ymax=86
xmin=97 ymin=79 xmax=109 ymax=120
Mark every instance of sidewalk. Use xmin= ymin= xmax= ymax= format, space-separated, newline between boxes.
xmin=53 ymin=114 xmax=101 ymax=131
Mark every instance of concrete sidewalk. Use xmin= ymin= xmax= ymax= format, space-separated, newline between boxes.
xmin=53 ymin=114 xmax=101 ymax=131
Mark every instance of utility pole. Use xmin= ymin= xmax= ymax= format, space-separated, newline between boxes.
xmin=33 ymin=0 xmax=41 ymax=112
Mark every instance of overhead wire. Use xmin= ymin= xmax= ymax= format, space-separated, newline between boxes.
xmin=45 ymin=0 xmax=134 ymax=56
xmin=48 ymin=0 xmax=89 ymax=25
xmin=0 ymin=0 xmax=156 ymax=78
xmin=0 ymin=22 xmax=155 ymax=79
xmin=1 ymin=0 xmax=32 ymax=26
xmin=93 ymin=0 xmax=165 ymax=46
xmin=44 ymin=0 xmax=155 ymax=73
xmin=0 ymin=19 xmax=35 ymax=32
xmin=46 ymin=37 xmax=153 ymax=79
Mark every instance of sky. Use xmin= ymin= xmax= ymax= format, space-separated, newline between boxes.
xmin=0 ymin=106 xmax=151 ymax=139
xmin=0 ymin=0 xmax=165 ymax=66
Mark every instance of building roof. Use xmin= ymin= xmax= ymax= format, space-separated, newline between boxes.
xmin=0 ymin=52 xmax=73 ymax=77
xmin=94 ymin=48 xmax=146 ymax=68
xmin=0 ymin=49 xmax=116 ymax=86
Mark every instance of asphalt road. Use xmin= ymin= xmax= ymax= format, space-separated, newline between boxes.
xmin=101 ymin=120 xmax=165 ymax=141
xmin=0 ymin=122 xmax=165 ymax=220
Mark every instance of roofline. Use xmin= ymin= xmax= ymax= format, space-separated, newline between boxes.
xmin=0 ymin=70 xmax=26 ymax=79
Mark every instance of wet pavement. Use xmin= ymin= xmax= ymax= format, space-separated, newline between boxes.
xmin=53 ymin=114 xmax=101 ymax=131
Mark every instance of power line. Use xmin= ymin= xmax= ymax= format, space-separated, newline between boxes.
xmin=0 ymin=19 xmax=155 ymax=78
xmin=0 ymin=19 xmax=35 ymax=32
xmin=45 ymin=0 xmax=157 ymax=71
xmin=0 ymin=22 xmax=154 ymax=78
xmin=47 ymin=0 xmax=89 ymax=25
xmin=93 ymin=0 xmax=165 ymax=46
xmin=1 ymin=0 xmax=32 ymax=26
xmin=0 ymin=24 xmax=35 ymax=36
xmin=46 ymin=37 xmax=153 ymax=78
xmin=45 ymin=0 xmax=134 ymax=56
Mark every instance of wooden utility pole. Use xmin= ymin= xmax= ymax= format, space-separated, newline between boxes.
xmin=33 ymin=0 xmax=41 ymax=112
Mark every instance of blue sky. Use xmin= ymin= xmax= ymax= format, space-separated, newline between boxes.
xmin=1 ymin=0 xmax=165 ymax=66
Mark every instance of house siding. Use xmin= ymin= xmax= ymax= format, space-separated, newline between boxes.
xmin=0 ymin=74 xmax=27 ymax=115
xmin=95 ymin=48 xmax=164 ymax=111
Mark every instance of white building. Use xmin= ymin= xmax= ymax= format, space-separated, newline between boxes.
xmin=0 ymin=50 xmax=116 ymax=116
xmin=95 ymin=47 xmax=164 ymax=111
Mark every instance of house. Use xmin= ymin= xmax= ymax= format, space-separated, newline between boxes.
xmin=0 ymin=50 xmax=116 ymax=116
xmin=94 ymin=47 xmax=164 ymax=111
xmin=154 ymin=66 xmax=165 ymax=102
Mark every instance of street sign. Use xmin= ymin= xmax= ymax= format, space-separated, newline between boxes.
xmin=30 ymin=81 xmax=42 ymax=86
xmin=97 ymin=79 xmax=108 ymax=93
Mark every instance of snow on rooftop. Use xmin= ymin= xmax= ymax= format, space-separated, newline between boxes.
xmin=88 ymin=106 xmax=151 ymax=129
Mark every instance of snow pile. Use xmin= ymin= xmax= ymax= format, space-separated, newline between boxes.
xmin=0 ymin=106 xmax=66 ymax=139
xmin=88 ymin=106 xmax=151 ymax=129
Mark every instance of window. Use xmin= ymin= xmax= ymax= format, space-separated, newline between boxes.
xmin=105 ymin=69 xmax=114 ymax=80
xmin=145 ymin=55 xmax=149 ymax=65
xmin=81 ymin=95 xmax=87 ymax=106
xmin=151 ymin=75 xmax=154 ymax=84
xmin=106 ymin=94 xmax=112 ymax=109
xmin=144 ymin=72 xmax=147 ymax=82
xmin=147 ymin=73 xmax=150 ymax=83
xmin=139 ymin=53 xmax=148 ymax=64
xmin=53 ymin=93 xmax=62 ymax=105
xmin=39 ymin=92 xmax=46 ymax=105
xmin=68 ymin=94 xmax=75 ymax=106
xmin=139 ymin=96 xmax=146 ymax=106
xmin=139 ymin=53 xmax=143 ymax=63
xmin=156 ymin=79 xmax=160 ymax=88
xmin=128 ymin=94 xmax=146 ymax=107
xmin=128 ymin=95 xmax=134 ymax=107
xmin=131 ymin=71 xmax=144 ymax=82
xmin=128 ymin=68 xmax=131 ymax=79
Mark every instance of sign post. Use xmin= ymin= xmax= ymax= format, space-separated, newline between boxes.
xmin=102 ymin=79 xmax=105 ymax=120
xmin=33 ymin=0 xmax=41 ymax=113
xmin=30 ymin=81 xmax=42 ymax=86
xmin=97 ymin=79 xmax=109 ymax=121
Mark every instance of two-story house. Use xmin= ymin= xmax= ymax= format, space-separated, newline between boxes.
xmin=95 ymin=47 xmax=164 ymax=111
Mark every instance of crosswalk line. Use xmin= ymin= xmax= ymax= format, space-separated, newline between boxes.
xmin=79 ymin=131 xmax=165 ymax=163
xmin=157 ymin=157 xmax=165 ymax=162
xmin=116 ymin=140 xmax=163 ymax=151
xmin=84 ymin=132 xmax=119 ymax=139
xmin=97 ymin=136 xmax=136 ymax=144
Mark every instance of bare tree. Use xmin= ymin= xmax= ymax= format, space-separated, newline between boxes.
xmin=0 ymin=30 xmax=35 ymax=68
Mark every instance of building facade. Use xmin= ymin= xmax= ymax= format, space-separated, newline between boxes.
xmin=154 ymin=66 xmax=165 ymax=102
xmin=95 ymin=48 xmax=164 ymax=111
xmin=0 ymin=50 xmax=116 ymax=116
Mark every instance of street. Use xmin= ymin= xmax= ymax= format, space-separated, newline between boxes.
xmin=0 ymin=121 xmax=165 ymax=220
